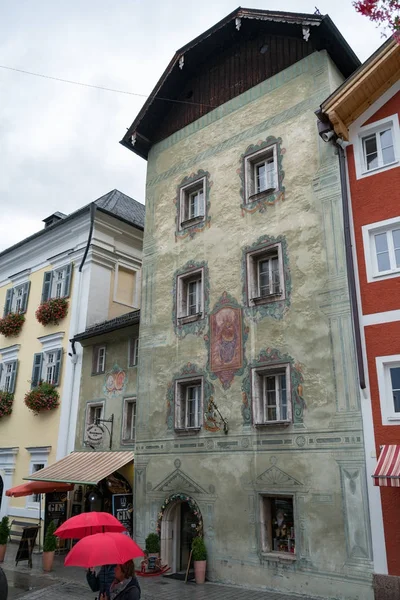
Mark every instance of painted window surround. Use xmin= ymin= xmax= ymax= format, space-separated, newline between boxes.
xmin=362 ymin=216 xmax=400 ymax=283
xmin=121 ymin=397 xmax=136 ymax=444
xmin=0 ymin=345 xmax=20 ymax=393
xmin=128 ymin=337 xmax=139 ymax=368
xmin=353 ymin=114 xmax=399 ymax=180
xmin=25 ymin=446 xmax=51 ymax=511
xmin=174 ymin=376 xmax=204 ymax=433
xmin=348 ymin=80 xmax=400 ymax=181
xmin=245 ymin=242 xmax=285 ymax=306
xmin=113 ymin=262 xmax=140 ymax=308
xmin=259 ymin=493 xmax=297 ymax=561
xmin=179 ymin=176 xmax=206 ymax=230
xmin=376 ymin=354 xmax=400 ymax=426
xmin=176 ymin=267 xmax=205 ymax=323
xmin=251 ymin=363 xmax=292 ymax=426
xmin=84 ymin=400 xmax=105 ymax=444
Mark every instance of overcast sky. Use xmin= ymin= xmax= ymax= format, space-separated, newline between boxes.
xmin=0 ymin=0 xmax=384 ymax=251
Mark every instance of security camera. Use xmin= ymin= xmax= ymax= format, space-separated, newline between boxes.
xmin=317 ymin=120 xmax=335 ymax=142
xmin=322 ymin=130 xmax=335 ymax=142
xmin=336 ymin=138 xmax=351 ymax=149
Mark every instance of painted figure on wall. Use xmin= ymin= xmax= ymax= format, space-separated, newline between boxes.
xmin=209 ymin=300 xmax=243 ymax=388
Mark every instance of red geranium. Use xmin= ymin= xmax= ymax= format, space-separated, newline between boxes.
xmin=24 ymin=382 xmax=60 ymax=415
xmin=0 ymin=312 xmax=25 ymax=337
xmin=36 ymin=298 xmax=68 ymax=326
xmin=0 ymin=391 xmax=14 ymax=418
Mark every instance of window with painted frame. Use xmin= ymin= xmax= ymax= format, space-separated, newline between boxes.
xmin=376 ymin=355 xmax=400 ymax=425
xmin=174 ymin=377 xmax=203 ymax=432
xmin=0 ymin=360 xmax=18 ymax=393
xmin=41 ymin=264 xmax=72 ymax=303
xmin=260 ymin=495 xmax=296 ymax=556
xmin=176 ymin=269 xmax=204 ymax=323
xmin=179 ymin=178 xmax=206 ymax=228
xmin=246 ymin=243 xmax=284 ymax=306
xmin=92 ymin=345 xmax=106 ymax=375
xmin=356 ymin=114 xmax=400 ymax=179
xmin=362 ymin=218 xmax=400 ymax=282
xmin=3 ymin=282 xmax=31 ymax=317
xmin=122 ymin=398 xmax=136 ymax=443
xmin=244 ymin=144 xmax=278 ymax=203
xmin=31 ymin=350 xmax=62 ymax=388
xmin=252 ymin=364 xmax=291 ymax=425
xmin=128 ymin=337 xmax=139 ymax=367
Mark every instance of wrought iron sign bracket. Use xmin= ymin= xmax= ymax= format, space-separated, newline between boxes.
xmin=95 ymin=414 xmax=114 ymax=450
xmin=207 ymin=398 xmax=229 ymax=435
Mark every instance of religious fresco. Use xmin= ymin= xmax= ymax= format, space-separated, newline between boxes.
xmin=206 ymin=292 xmax=249 ymax=389
xmin=238 ymin=136 xmax=285 ymax=215
xmin=174 ymin=169 xmax=212 ymax=241
xmin=172 ymin=260 xmax=210 ymax=338
xmin=103 ymin=364 xmax=128 ymax=398
xmin=241 ymin=348 xmax=305 ymax=426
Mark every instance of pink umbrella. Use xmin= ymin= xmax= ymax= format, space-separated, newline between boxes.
xmin=65 ymin=532 xmax=144 ymax=567
xmin=55 ymin=511 xmax=126 ymax=539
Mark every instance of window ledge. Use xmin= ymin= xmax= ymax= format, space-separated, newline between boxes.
xmin=261 ymin=552 xmax=296 ymax=562
xmin=254 ymin=421 xmax=291 ymax=428
xmin=174 ymin=427 xmax=201 ymax=436
xmin=180 ymin=216 xmax=205 ymax=228
xmin=247 ymin=189 xmax=278 ymax=204
xmin=128 ymin=364 xmax=138 ymax=369
xmin=387 ymin=417 xmax=400 ymax=422
xmin=250 ymin=294 xmax=282 ymax=305
xmin=178 ymin=313 xmax=203 ymax=325
xmin=91 ymin=371 xmax=105 ymax=377
xmin=121 ymin=439 xmax=135 ymax=445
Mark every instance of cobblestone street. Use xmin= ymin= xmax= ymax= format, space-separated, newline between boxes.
xmin=2 ymin=550 xmax=323 ymax=600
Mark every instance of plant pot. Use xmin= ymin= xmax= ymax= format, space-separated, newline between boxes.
xmin=42 ymin=551 xmax=55 ymax=572
xmin=148 ymin=552 xmax=159 ymax=570
xmin=194 ymin=560 xmax=206 ymax=584
xmin=0 ymin=544 xmax=6 ymax=563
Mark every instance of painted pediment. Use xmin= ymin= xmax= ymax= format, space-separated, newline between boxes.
xmin=251 ymin=465 xmax=303 ymax=487
xmin=152 ymin=468 xmax=209 ymax=496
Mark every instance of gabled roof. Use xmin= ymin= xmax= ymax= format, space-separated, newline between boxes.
xmin=0 ymin=189 xmax=145 ymax=259
xmin=320 ymin=36 xmax=400 ymax=140
xmin=73 ymin=309 xmax=140 ymax=342
xmin=121 ymin=7 xmax=360 ymax=159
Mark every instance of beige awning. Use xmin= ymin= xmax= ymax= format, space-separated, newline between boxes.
xmin=24 ymin=451 xmax=134 ymax=486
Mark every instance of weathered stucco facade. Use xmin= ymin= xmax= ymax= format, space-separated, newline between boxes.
xmin=132 ymin=47 xmax=373 ymax=599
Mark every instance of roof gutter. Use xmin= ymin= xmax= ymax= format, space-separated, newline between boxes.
xmin=316 ymin=110 xmax=366 ymax=390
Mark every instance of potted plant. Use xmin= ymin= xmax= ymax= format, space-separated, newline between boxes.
xmin=0 ymin=312 xmax=25 ymax=338
xmin=145 ymin=532 xmax=160 ymax=569
xmin=192 ymin=536 xmax=207 ymax=584
xmin=43 ymin=520 xmax=57 ymax=572
xmin=0 ymin=391 xmax=14 ymax=419
xmin=24 ymin=382 xmax=60 ymax=415
xmin=36 ymin=297 xmax=68 ymax=326
xmin=0 ymin=517 xmax=11 ymax=563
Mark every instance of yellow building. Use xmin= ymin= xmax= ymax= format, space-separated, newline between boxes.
xmin=0 ymin=190 xmax=144 ymax=527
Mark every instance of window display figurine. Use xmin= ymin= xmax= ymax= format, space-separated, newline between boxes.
xmin=273 ymin=510 xmax=288 ymax=540
xmin=140 ymin=551 xmax=149 ymax=574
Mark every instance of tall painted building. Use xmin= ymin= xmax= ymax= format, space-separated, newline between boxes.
xmin=0 ymin=190 xmax=144 ymax=525
xmin=319 ymin=37 xmax=400 ymax=596
xmin=120 ymin=9 xmax=373 ymax=599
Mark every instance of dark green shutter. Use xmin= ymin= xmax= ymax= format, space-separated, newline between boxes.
xmin=9 ymin=360 xmax=18 ymax=393
xmin=21 ymin=282 xmax=31 ymax=313
xmin=53 ymin=349 xmax=63 ymax=386
xmin=31 ymin=353 xmax=43 ymax=388
xmin=41 ymin=272 xmax=53 ymax=303
xmin=3 ymin=289 xmax=13 ymax=317
xmin=64 ymin=264 xmax=72 ymax=298
xmin=0 ymin=364 xmax=3 ymax=388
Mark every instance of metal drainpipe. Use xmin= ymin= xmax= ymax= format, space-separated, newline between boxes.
xmin=65 ymin=203 xmax=97 ymax=455
xmin=335 ymin=142 xmax=366 ymax=390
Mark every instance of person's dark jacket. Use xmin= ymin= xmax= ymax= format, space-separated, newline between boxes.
xmin=110 ymin=577 xmax=141 ymax=600
xmin=86 ymin=565 xmax=116 ymax=597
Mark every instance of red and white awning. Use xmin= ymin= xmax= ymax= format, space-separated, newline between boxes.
xmin=373 ymin=445 xmax=400 ymax=487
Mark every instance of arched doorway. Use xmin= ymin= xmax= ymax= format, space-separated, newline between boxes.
xmin=158 ymin=494 xmax=202 ymax=575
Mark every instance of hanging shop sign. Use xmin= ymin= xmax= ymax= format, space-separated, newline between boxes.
xmin=86 ymin=423 xmax=104 ymax=445
xmin=112 ymin=493 xmax=133 ymax=537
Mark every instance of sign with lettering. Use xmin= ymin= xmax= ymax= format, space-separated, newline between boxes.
xmin=86 ymin=423 xmax=104 ymax=444
xmin=112 ymin=493 xmax=133 ymax=537
xmin=44 ymin=491 xmax=69 ymax=534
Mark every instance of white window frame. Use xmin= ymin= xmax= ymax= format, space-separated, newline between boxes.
xmin=51 ymin=266 xmax=69 ymax=299
xmin=376 ymin=355 xmax=400 ymax=425
xmin=84 ymin=401 xmax=105 ymax=442
xmin=244 ymin=144 xmax=278 ymax=203
xmin=179 ymin=178 xmax=206 ymax=229
xmin=174 ymin=377 xmax=203 ymax=432
xmin=92 ymin=345 xmax=106 ymax=375
xmin=260 ymin=494 xmax=296 ymax=558
xmin=122 ymin=397 xmax=136 ymax=443
xmin=176 ymin=268 xmax=204 ymax=323
xmin=25 ymin=447 xmax=51 ymax=510
xmin=354 ymin=113 xmax=400 ymax=180
xmin=0 ymin=344 xmax=20 ymax=393
xmin=246 ymin=243 xmax=284 ymax=305
xmin=43 ymin=351 xmax=57 ymax=384
xmin=11 ymin=285 xmax=25 ymax=313
xmin=252 ymin=364 xmax=291 ymax=425
xmin=0 ymin=362 xmax=15 ymax=392
xmin=362 ymin=216 xmax=400 ymax=282
xmin=128 ymin=337 xmax=139 ymax=367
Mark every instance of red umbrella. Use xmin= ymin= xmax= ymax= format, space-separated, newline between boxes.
xmin=55 ymin=511 xmax=126 ymax=539
xmin=64 ymin=532 xmax=144 ymax=567
xmin=6 ymin=481 xmax=73 ymax=497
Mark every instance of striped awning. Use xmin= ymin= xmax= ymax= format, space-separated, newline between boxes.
xmin=24 ymin=451 xmax=134 ymax=486
xmin=373 ymin=445 xmax=400 ymax=487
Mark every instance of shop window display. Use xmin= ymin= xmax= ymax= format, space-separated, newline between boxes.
xmin=260 ymin=495 xmax=295 ymax=555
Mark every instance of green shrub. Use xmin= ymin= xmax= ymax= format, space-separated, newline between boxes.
xmin=43 ymin=521 xmax=57 ymax=552
xmin=0 ymin=517 xmax=10 ymax=545
xmin=192 ymin=536 xmax=207 ymax=561
xmin=145 ymin=532 xmax=160 ymax=553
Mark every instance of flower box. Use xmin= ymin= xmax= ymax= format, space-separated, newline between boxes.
xmin=0 ymin=391 xmax=14 ymax=419
xmin=0 ymin=312 xmax=25 ymax=337
xmin=36 ymin=298 xmax=68 ymax=326
xmin=24 ymin=382 xmax=60 ymax=415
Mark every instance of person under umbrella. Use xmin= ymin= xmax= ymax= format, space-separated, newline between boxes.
xmin=100 ymin=560 xmax=141 ymax=600
xmin=87 ymin=564 xmax=116 ymax=599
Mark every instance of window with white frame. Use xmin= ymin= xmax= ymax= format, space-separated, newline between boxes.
xmin=3 ymin=282 xmax=30 ymax=317
xmin=175 ymin=378 xmax=203 ymax=431
xmin=246 ymin=243 xmax=284 ymax=305
xmin=260 ymin=495 xmax=296 ymax=555
xmin=31 ymin=464 xmax=45 ymax=502
xmin=376 ymin=355 xmax=400 ymax=425
xmin=31 ymin=349 xmax=62 ymax=388
xmin=85 ymin=401 xmax=105 ymax=442
xmin=26 ymin=446 xmax=50 ymax=509
xmin=128 ymin=338 xmax=139 ymax=367
xmin=362 ymin=217 xmax=400 ymax=282
xmin=41 ymin=264 xmax=72 ymax=303
xmin=252 ymin=364 xmax=291 ymax=425
xmin=0 ymin=360 xmax=18 ymax=393
xmin=355 ymin=114 xmax=399 ymax=179
xmin=179 ymin=178 xmax=206 ymax=227
xmin=176 ymin=269 xmax=204 ymax=322
xmin=122 ymin=398 xmax=136 ymax=443
xmin=244 ymin=145 xmax=278 ymax=202
xmin=92 ymin=345 xmax=106 ymax=375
